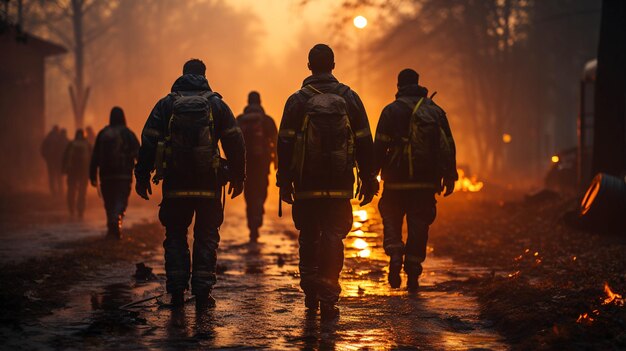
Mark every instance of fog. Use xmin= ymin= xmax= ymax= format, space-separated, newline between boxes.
xmin=6 ymin=0 xmax=601 ymax=190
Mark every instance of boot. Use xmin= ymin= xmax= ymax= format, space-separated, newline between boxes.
xmin=407 ymin=274 xmax=420 ymax=292
xmin=320 ymin=303 xmax=339 ymax=321
xmin=195 ymin=290 xmax=216 ymax=310
xmin=388 ymin=254 xmax=403 ymax=289
xmin=249 ymin=228 xmax=259 ymax=243
xmin=304 ymin=294 xmax=319 ymax=311
xmin=170 ymin=290 xmax=185 ymax=308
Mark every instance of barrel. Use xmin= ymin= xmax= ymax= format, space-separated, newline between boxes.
xmin=579 ymin=173 xmax=626 ymax=230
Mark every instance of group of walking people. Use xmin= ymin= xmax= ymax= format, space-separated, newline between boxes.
xmin=41 ymin=110 xmax=140 ymax=240
xmin=131 ymin=43 xmax=458 ymax=320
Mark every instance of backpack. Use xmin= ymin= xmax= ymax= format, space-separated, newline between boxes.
xmin=99 ymin=127 xmax=127 ymax=172
xmin=164 ymin=91 xmax=219 ymax=175
xmin=396 ymin=96 xmax=452 ymax=179
xmin=292 ymin=84 xmax=355 ymax=187
xmin=238 ymin=112 xmax=266 ymax=157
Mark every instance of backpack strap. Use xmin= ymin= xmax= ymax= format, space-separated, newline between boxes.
xmin=396 ymin=96 xmax=424 ymax=179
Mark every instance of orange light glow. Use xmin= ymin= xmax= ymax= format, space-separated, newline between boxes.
xmin=576 ymin=313 xmax=594 ymax=324
xmin=602 ymin=282 xmax=624 ymax=306
xmin=455 ymin=168 xmax=484 ymax=192
xmin=353 ymin=238 xmax=368 ymax=250
xmin=353 ymin=15 xmax=367 ymax=29
xmin=353 ymin=209 xmax=368 ymax=222
xmin=352 ymin=221 xmax=363 ymax=229
xmin=357 ymin=249 xmax=371 ymax=258
xmin=551 ymin=155 xmax=560 ymax=163
xmin=502 ymin=133 xmax=512 ymax=143
xmin=376 ymin=175 xmax=381 ymax=182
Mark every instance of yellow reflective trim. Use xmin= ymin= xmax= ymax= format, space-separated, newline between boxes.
xmin=294 ymin=190 xmax=353 ymax=199
xmin=354 ymin=128 xmax=371 ymax=138
xmin=384 ymin=182 xmax=436 ymax=190
xmin=279 ymin=129 xmax=296 ymax=138
xmin=376 ymin=133 xmax=392 ymax=142
xmin=164 ymin=191 xmax=217 ymax=198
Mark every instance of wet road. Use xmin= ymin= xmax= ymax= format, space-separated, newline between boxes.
xmin=2 ymin=196 xmax=507 ymax=350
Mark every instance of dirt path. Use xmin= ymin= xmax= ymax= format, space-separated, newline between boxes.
xmin=1 ymin=196 xmax=507 ymax=350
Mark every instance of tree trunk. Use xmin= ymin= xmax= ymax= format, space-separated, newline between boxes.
xmin=592 ymin=0 xmax=626 ymax=176
xmin=70 ymin=0 xmax=89 ymax=129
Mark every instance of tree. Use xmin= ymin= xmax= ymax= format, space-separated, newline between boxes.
xmin=16 ymin=0 xmax=120 ymax=129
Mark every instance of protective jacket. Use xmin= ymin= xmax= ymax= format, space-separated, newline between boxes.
xmin=236 ymin=104 xmax=277 ymax=174
xmin=374 ymin=84 xmax=458 ymax=188
xmin=90 ymin=126 xmax=139 ymax=182
xmin=277 ymin=73 xmax=376 ymax=198
xmin=135 ymin=74 xmax=245 ymax=197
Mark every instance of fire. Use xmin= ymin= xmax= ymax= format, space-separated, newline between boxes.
xmin=455 ymin=168 xmax=484 ymax=192
xmin=602 ymin=282 xmax=624 ymax=306
xmin=551 ymin=155 xmax=560 ymax=163
xmin=353 ymin=210 xmax=368 ymax=222
xmin=357 ymin=249 xmax=371 ymax=258
xmin=576 ymin=313 xmax=595 ymax=324
xmin=353 ymin=238 xmax=368 ymax=250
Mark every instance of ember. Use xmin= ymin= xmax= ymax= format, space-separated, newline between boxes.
xmin=602 ymin=282 xmax=624 ymax=306
xmin=576 ymin=313 xmax=595 ymax=324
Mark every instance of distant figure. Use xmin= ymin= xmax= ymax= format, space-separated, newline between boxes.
xmin=90 ymin=107 xmax=140 ymax=239
xmin=62 ymin=129 xmax=92 ymax=218
xmin=41 ymin=125 xmax=62 ymax=196
xmin=236 ymin=91 xmax=277 ymax=242
xmin=134 ymin=59 xmax=245 ymax=309
xmin=277 ymin=44 xmax=378 ymax=320
xmin=373 ymin=69 xmax=458 ymax=291
xmin=85 ymin=126 xmax=96 ymax=146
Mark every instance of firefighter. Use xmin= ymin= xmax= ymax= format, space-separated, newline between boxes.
xmin=236 ymin=91 xmax=277 ymax=243
xmin=277 ymin=44 xmax=378 ymax=320
xmin=90 ymin=107 xmax=140 ymax=238
xmin=134 ymin=59 xmax=245 ymax=309
xmin=63 ymin=129 xmax=92 ymax=218
xmin=374 ymin=68 xmax=458 ymax=291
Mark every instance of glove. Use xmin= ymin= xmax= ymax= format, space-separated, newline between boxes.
xmin=228 ymin=180 xmax=244 ymax=199
xmin=358 ymin=179 xmax=379 ymax=207
xmin=441 ymin=179 xmax=455 ymax=197
xmin=135 ymin=179 xmax=152 ymax=200
xmin=90 ymin=178 xmax=97 ymax=187
xmin=280 ymin=184 xmax=294 ymax=205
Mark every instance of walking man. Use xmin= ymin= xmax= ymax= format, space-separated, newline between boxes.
xmin=134 ymin=59 xmax=245 ymax=309
xmin=63 ymin=129 xmax=92 ymax=218
xmin=41 ymin=125 xmax=62 ymax=196
xmin=90 ymin=107 xmax=140 ymax=239
xmin=277 ymin=44 xmax=378 ymax=320
xmin=374 ymin=69 xmax=458 ymax=291
xmin=236 ymin=91 xmax=277 ymax=243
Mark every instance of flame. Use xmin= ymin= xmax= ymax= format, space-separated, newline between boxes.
xmin=455 ymin=168 xmax=484 ymax=192
xmin=576 ymin=313 xmax=595 ymax=324
xmin=357 ymin=249 xmax=371 ymax=258
xmin=353 ymin=238 xmax=368 ymax=250
xmin=376 ymin=175 xmax=381 ymax=182
xmin=602 ymin=282 xmax=624 ymax=306
xmin=353 ymin=210 xmax=368 ymax=222
xmin=352 ymin=221 xmax=363 ymax=229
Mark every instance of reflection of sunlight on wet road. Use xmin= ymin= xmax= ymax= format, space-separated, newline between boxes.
xmin=9 ymin=196 xmax=506 ymax=350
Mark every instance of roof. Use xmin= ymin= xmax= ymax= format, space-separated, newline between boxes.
xmin=0 ymin=23 xmax=67 ymax=56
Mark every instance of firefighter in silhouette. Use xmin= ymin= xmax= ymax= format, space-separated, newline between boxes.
xmin=374 ymin=69 xmax=458 ymax=291
xmin=63 ymin=129 xmax=92 ymax=218
xmin=41 ymin=125 xmax=63 ymax=196
xmin=236 ymin=91 xmax=277 ymax=243
xmin=134 ymin=59 xmax=245 ymax=310
xmin=277 ymin=44 xmax=378 ymax=320
xmin=90 ymin=107 xmax=140 ymax=239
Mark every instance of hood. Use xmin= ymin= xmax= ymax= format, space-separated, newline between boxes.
xmin=243 ymin=104 xmax=265 ymax=115
xmin=396 ymin=84 xmax=429 ymax=99
xmin=171 ymin=74 xmax=212 ymax=92
xmin=302 ymin=73 xmax=339 ymax=87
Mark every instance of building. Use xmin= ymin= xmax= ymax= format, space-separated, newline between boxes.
xmin=0 ymin=23 xmax=66 ymax=192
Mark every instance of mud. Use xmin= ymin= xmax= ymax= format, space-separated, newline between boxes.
xmin=0 ymin=196 xmax=507 ymax=350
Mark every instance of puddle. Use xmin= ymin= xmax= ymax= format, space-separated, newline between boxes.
xmin=3 ymin=197 xmax=507 ymax=350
